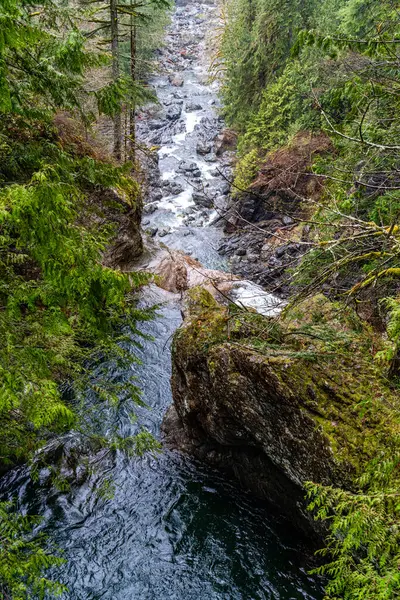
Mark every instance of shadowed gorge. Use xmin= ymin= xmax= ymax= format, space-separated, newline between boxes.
xmin=1 ymin=0 xmax=400 ymax=598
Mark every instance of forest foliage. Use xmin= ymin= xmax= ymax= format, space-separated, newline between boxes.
xmin=0 ymin=0 xmax=169 ymax=597
xmin=2 ymin=0 xmax=400 ymax=597
xmin=218 ymin=0 xmax=400 ymax=597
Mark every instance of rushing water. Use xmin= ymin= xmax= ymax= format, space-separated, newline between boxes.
xmin=0 ymin=2 xmax=324 ymax=598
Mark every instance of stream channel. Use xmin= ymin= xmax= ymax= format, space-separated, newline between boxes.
xmin=0 ymin=2 xmax=324 ymax=598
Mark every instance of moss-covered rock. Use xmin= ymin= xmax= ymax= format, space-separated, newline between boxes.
xmin=162 ymin=289 xmax=399 ymax=535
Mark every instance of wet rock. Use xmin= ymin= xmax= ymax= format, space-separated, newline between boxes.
xmin=146 ymin=227 xmax=158 ymax=237
xmin=143 ymin=202 xmax=158 ymax=215
xmin=196 ymin=141 xmax=212 ymax=155
xmin=87 ymin=187 xmax=143 ymax=270
xmin=169 ymin=180 xmax=184 ymax=195
xmin=160 ymin=130 xmax=174 ymax=144
xmin=163 ymin=292 xmax=398 ymax=536
xmin=150 ymin=190 xmax=163 ymax=202
xmin=148 ymin=120 xmax=165 ymax=130
xmin=192 ymin=191 xmax=213 ymax=208
xmin=185 ymin=102 xmax=202 ymax=112
xmin=166 ymin=104 xmax=182 ymax=121
xmin=169 ymin=75 xmax=184 ymax=87
xmin=215 ymin=181 xmax=230 ymax=196
xmin=178 ymin=160 xmax=198 ymax=173
xmin=158 ymin=226 xmax=171 ymax=237
xmin=195 ymin=116 xmax=220 ymax=142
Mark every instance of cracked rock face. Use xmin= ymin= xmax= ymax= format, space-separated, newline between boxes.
xmin=85 ymin=188 xmax=143 ymax=271
xmin=162 ymin=291 xmax=397 ymax=536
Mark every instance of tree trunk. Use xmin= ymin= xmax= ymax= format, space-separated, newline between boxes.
xmin=389 ymin=345 xmax=400 ymax=379
xmin=129 ymin=7 xmax=137 ymax=163
xmin=110 ymin=0 xmax=121 ymax=160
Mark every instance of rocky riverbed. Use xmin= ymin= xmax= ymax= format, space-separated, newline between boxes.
xmin=0 ymin=2 xmax=325 ymax=598
xmin=136 ymin=0 xmax=235 ymax=264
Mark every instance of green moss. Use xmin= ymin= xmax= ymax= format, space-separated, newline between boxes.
xmin=176 ymin=290 xmax=400 ymax=484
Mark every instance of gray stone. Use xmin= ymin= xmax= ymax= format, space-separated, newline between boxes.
xmin=158 ymin=227 xmax=171 ymax=237
xmin=196 ymin=141 xmax=212 ymax=155
xmin=146 ymin=227 xmax=158 ymax=237
xmin=143 ymin=203 xmax=158 ymax=215
xmin=150 ymin=190 xmax=163 ymax=202
xmin=166 ymin=104 xmax=182 ymax=121
xmin=148 ymin=120 xmax=165 ymax=130
xmin=192 ymin=191 xmax=213 ymax=208
xmin=178 ymin=161 xmax=198 ymax=173
xmin=185 ymin=102 xmax=202 ymax=112
xmin=282 ymin=216 xmax=294 ymax=226
xmin=169 ymin=75 xmax=184 ymax=87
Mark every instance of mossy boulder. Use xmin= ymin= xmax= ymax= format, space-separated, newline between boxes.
xmin=162 ymin=289 xmax=399 ymax=535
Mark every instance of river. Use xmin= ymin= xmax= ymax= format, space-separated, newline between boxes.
xmin=0 ymin=2 xmax=324 ymax=598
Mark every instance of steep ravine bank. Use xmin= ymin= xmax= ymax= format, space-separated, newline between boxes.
xmin=162 ymin=290 xmax=399 ymax=535
xmin=217 ymin=132 xmax=333 ymax=295
xmin=55 ymin=113 xmax=144 ymax=272
xmin=0 ymin=1 xmax=325 ymax=598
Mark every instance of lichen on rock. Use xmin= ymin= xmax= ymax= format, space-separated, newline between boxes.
xmin=162 ymin=288 xmax=399 ymax=535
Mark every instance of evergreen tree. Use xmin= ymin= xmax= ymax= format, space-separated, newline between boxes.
xmin=219 ymin=0 xmax=400 ymax=596
xmin=88 ymin=0 xmax=170 ymax=162
xmin=0 ymin=0 xmax=159 ymax=595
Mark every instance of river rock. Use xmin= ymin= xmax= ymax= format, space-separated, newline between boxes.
xmin=196 ymin=141 xmax=212 ymax=155
xmin=163 ymin=292 xmax=398 ymax=534
xmin=143 ymin=202 xmax=158 ymax=215
xmin=166 ymin=104 xmax=182 ymax=121
xmin=141 ymin=247 xmax=239 ymax=295
xmin=149 ymin=189 xmax=163 ymax=202
xmin=158 ymin=226 xmax=171 ymax=237
xmin=146 ymin=227 xmax=158 ymax=237
xmin=178 ymin=160 xmax=198 ymax=173
xmin=192 ymin=191 xmax=213 ymax=208
xmin=88 ymin=187 xmax=143 ymax=270
xmin=169 ymin=75 xmax=184 ymax=87
xmin=186 ymin=102 xmax=202 ymax=112
xmin=162 ymin=180 xmax=184 ymax=195
xmin=148 ymin=120 xmax=165 ymax=130
xmin=195 ymin=116 xmax=220 ymax=142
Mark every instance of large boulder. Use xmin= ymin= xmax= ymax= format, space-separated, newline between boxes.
xmin=162 ymin=291 xmax=397 ymax=534
xmin=166 ymin=104 xmax=182 ymax=121
xmin=87 ymin=188 xmax=143 ymax=270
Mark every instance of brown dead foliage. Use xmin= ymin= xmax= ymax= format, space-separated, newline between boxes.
xmin=250 ymin=131 xmax=333 ymax=205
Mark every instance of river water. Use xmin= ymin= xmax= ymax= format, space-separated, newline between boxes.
xmin=0 ymin=2 xmax=324 ymax=598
